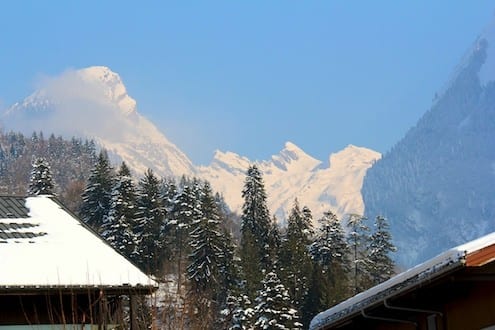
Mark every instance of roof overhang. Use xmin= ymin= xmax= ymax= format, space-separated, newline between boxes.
xmin=310 ymin=231 xmax=495 ymax=330
xmin=0 ymin=283 xmax=157 ymax=295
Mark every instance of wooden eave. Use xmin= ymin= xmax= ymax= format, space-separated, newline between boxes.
xmin=466 ymin=243 xmax=495 ymax=267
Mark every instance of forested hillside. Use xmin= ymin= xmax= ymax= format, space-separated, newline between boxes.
xmin=362 ymin=38 xmax=495 ymax=267
xmin=0 ymin=130 xmax=97 ymax=211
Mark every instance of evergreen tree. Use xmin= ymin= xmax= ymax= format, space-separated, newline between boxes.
xmin=220 ymin=293 xmax=254 ymax=330
xmin=368 ymin=215 xmax=396 ymax=286
xmin=239 ymin=165 xmax=272 ymax=300
xmin=186 ymin=182 xmax=226 ymax=328
xmin=158 ymin=176 xmax=178 ymax=269
xmin=310 ymin=210 xmax=351 ymax=307
xmin=169 ymin=181 xmax=202 ymax=295
xmin=28 ymin=157 xmax=54 ymax=195
xmin=346 ymin=214 xmax=371 ymax=294
xmin=101 ymin=162 xmax=137 ymax=259
xmin=302 ymin=263 xmax=330 ymax=327
xmin=134 ymin=168 xmax=165 ymax=274
xmin=254 ymin=271 xmax=302 ymax=330
xmin=279 ymin=200 xmax=314 ymax=325
xmin=267 ymin=216 xmax=282 ymax=265
xmin=80 ymin=150 xmax=114 ymax=232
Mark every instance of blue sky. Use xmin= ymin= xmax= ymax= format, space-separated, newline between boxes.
xmin=0 ymin=1 xmax=493 ymax=165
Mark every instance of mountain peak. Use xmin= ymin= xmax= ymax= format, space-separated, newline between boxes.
xmin=329 ymin=145 xmax=381 ymax=170
xmin=77 ymin=66 xmax=116 ymax=80
xmin=3 ymin=66 xmax=195 ymax=177
xmin=270 ymin=141 xmax=321 ymax=172
xmin=74 ymin=66 xmax=137 ymax=116
xmin=477 ymin=17 xmax=495 ymax=85
xmin=283 ymin=141 xmax=302 ymax=152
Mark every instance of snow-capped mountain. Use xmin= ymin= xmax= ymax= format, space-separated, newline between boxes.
xmin=199 ymin=142 xmax=380 ymax=222
xmin=2 ymin=66 xmax=380 ymax=223
xmin=3 ymin=66 xmax=195 ymax=177
xmin=362 ymin=18 xmax=495 ymax=268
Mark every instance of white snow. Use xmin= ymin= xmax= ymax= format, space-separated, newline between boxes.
xmin=3 ymin=66 xmax=196 ymax=178
xmin=4 ymin=66 xmax=381 ymax=223
xmin=0 ymin=196 xmax=155 ymax=288
xmin=310 ymin=231 xmax=495 ymax=330
xmin=199 ymin=143 xmax=380 ymax=224
xmin=77 ymin=66 xmax=138 ymax=116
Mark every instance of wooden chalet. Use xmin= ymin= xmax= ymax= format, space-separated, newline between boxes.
xmin=310 ymin=232 xmax=495 ymax=330
xmin=0 ymin=195 xmax=157 ymax=329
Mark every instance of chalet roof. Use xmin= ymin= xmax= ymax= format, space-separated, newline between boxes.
xmin=0 ymin=195 xmax=156 ymax=292
xmin=310 ymin=231 xmax=495 ymax=330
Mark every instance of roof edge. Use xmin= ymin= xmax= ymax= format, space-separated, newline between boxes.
xmin=310 ymin=250 xmax=466 ymax=330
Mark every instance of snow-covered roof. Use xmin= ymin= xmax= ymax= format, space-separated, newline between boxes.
xmin=0 ymin=195 xmax=156 ymax=291
xmin=310 ymin=231 xmax=495 ymax=330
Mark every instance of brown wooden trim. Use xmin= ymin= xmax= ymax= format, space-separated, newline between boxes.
xmin=466 ymin=244 xmax=495 ymax=267
xmin=0 ymin=285 xmax=156 ymax=296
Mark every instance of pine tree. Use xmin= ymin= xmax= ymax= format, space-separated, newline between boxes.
xmin=239 ymin=165 xmax=272 ymax=300
xmin=368 ymin=215 xmax=396 ymax=286
xmin=346 ymin=214 xmax=371 ymax=294
xmin=169 ymin=181 xmax=202 ymax=295
xmin=28 ymin=157 xmax=54 ymax=195
xmin=186 ymin=182 xmax=226 ymax=328
xmin=134 ymin=168 xmax=165 ymax=274
xmin=80 ymin=150 xmax=115 ymax=232
xmin=309 ymin=210 xmax=351 ymax=308
xmin=158 ymin=176 xmax=178 ymax=268
xmin=279 ymin=200 xmax=314 ymax=326
xmin=220 ymin=293 xmax=254 ymax=330
xmin=267 ymin=216 xmax=282 ymax=265
xmin=302 ymin=263 xmax=330 ymax=327
xmin=254 ymin=270 xmax=302 ymax=330
xmin=101 ymin=162 xmax=137 ymax=259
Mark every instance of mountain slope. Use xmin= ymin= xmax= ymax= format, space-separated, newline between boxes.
xmin=3 ymin=66 xmax=195 ymax=177
xmin=2 ymin=66 xmax=380 ymax=223
xmin=362 ymin=23 xmax=495 ymax=267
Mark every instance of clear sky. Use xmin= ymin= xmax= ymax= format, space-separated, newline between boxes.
xmin=0 ymin=1 xmax=493 ymax=165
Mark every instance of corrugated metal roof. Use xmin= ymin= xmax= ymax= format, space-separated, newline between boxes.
xmin=0 ymin=196 xmax=29 ymax=218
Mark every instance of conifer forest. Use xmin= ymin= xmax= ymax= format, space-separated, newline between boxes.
xmin=5 ymin=131 xmax=397 ymax=329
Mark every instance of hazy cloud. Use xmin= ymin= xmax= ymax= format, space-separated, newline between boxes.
xmin=3 ymin=69 xmax=141 ymax=142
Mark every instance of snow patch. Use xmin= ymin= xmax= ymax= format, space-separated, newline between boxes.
xmin=199 ymin=142 xmax=380 ymax=223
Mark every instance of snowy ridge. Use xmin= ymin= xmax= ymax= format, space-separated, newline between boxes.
xmin=77 ymin=66 xmax=138 ymax=116
xmin=476 ymin=17 xmax=495 ymax=85
xmin=310 ymin=231 xmax=495 ymax=330
xmin=199 ymin=143 xmax=380 ymax=222
xmin=2 ymin=66 xmax=195 ymax=177
xmin=3 ymin=66 xmax=381 ymax=223
xmin=435 ymin=15 xmax=495 ymax=103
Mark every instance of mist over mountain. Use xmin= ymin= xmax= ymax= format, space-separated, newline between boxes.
xmin=1 ymin=66 xmax=380 ymax=223
xmin=362 ymin=20 xmax=495 ymax=267
xmin=3 ymin=66 xmax=196 ymax=177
